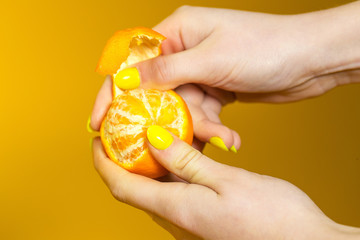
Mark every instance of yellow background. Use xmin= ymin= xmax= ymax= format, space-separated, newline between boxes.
xmin=1 ymin=0 xmax=359 ymax=239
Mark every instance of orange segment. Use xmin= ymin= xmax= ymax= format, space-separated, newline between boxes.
xmin=101 ymin=89 xmax=193 ymax=178
xmin=96 ymin=27 xmax=193 ymax=178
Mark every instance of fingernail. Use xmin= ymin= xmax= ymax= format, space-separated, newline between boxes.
xmin=114 ymin=67 xmax=140 ymax=90
xmin=230 ymin=145 xmax=237 ymax=153
xmin=209 ymin=137 xmax=229 ymax=151
xmin=147 ymin=125 xmax=173 ymax=150
xmin=87 ymin=115 xmax=94 ymax=133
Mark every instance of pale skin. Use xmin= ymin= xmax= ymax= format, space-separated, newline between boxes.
xmin=91 ymin=2 xmax=360 ymax=239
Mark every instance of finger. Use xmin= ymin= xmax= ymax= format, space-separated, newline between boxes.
xmin=90 ymin=76 xmax=112 ymax=130
xmin=176 ymin=84 xmax=240 ymax=152
xmin=93 ymin=137 xmax=184 ymax=215
xmin=135 ymin=46 xmax=215 ymax=90
xmin=133 ymin=7 xmax=219 ymax=90
xmin=194 ymin=119 xmax=240 ymax=151
xmin=146 ymin=126 xmax=228 ymax=190
xmin=196 ymin=99 xmax=240 ymax=152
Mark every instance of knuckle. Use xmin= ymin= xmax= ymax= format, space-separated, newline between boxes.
xmin=174 ymin=5 xmax=191 ymax=15
xmin=110 ymin=182 xmax=128 ymax=204
xmin=174 ymin=147 xmax=203 ymax=173
xmin=218 ymin=126 xmax=233 ymax=147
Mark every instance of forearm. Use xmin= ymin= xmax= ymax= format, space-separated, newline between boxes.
xmin=303 ymin=1 xmax=360 ymax=86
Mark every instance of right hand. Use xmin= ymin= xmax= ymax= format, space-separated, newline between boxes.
xmin=135 ymin=5 xmax=360 ymax=102
xmin=93 ymin=128 xmax=360 ymax=240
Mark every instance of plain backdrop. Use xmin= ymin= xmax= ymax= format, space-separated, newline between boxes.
xmin=1 ymin=0 xmax=359 ymax=239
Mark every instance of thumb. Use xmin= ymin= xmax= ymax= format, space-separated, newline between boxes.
xmin=146 ymin=125 xmax=227 ymax=189
xmin=135 ymin=48 xmax=211 ymax=90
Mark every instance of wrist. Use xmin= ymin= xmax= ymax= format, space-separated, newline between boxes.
xmin=300 ymin=2 xmax=360 ymax=86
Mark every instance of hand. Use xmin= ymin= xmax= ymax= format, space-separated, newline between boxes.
xmin=90 ymin=78 xmax=241 ymax=152
xmin=133 ymin=4 xmax=360 ymax=102
xmin=92 ymin=128 xmax=360 ymax=240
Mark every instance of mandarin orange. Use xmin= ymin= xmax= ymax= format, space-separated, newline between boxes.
xmin=96 ymin=27 xmax=193 ymax=178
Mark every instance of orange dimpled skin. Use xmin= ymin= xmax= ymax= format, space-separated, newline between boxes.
xmin=96 ymin=27 xmax=193 ymax=178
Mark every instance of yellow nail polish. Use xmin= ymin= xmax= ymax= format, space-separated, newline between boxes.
xmin=87 ymin=115 xmax=94 ymax=133
xmin=230 ymin=145 xmax=237 ymax=153
xmin=209 ymin=137 xmax=229 ymax=151
xmin=147 ymin=125 xmax=173 ymax=150
xmin=114 ymin=67 xmax=140 ymax=90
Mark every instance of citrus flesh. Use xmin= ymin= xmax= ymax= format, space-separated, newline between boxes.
xmin=97 ymin=27 xmax=193 ymax=178
xmin=101 ymin=88 xmax=192 ymax=178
